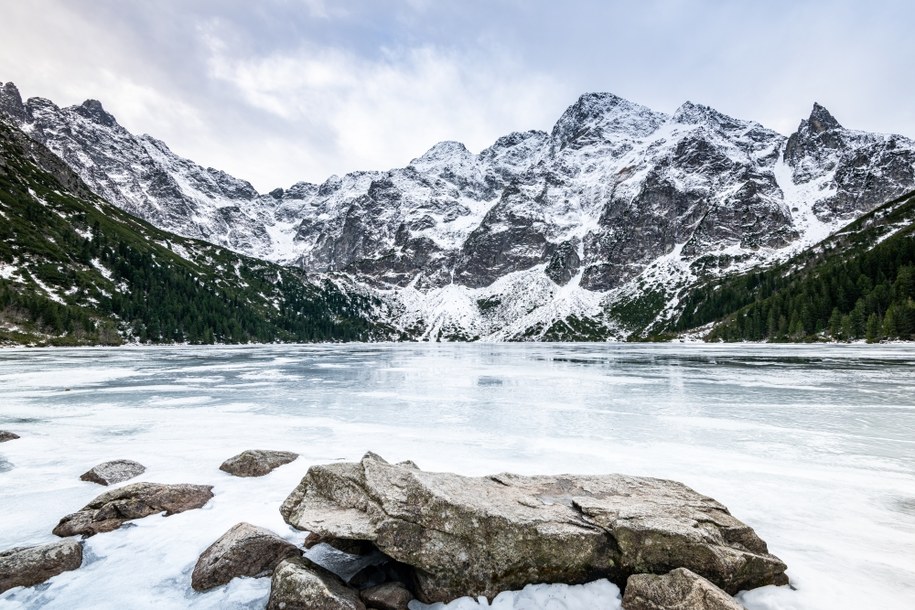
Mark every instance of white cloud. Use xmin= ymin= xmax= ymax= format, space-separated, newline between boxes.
xmin=203 ymin=31 xmax=570 ymax=186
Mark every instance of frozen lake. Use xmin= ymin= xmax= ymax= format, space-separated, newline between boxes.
xmin=1 ymin=343 xmax=914 ymax=609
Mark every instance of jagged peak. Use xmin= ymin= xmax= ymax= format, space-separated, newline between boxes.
xmin=0 ymin=82 xmax=26 ymax=121
xmin=671 ymin=101 xmax=756 ymax=134
xmin=410 ymin=140 xmax=473 ymax=168
xmin=72 ymin=98 xmax=118 ymax=128
xmin=552 ymin=91 xmax=668 ymax=145
xmin=806 ymin=102 xmax=842 ymax=133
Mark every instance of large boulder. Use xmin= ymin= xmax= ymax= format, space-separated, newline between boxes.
xmin=622 ymin=568 xmax=746 ymax=610
xmin=52 ymin=482 xmax=213 ymax=537
xmin=268 ymin=557 xmax=366 ymax=610
xmin=191 ymin=522 xmax=301 ymax=591
xmin=219 ymin=449 xmax=299 ymax=477
xmin=280 ymin=453 xmax=787 ymax=603
xmin=79 ymin=459 xmax=146 ymax=486
xmin=0 ymin=431 xmax=19 ymax=442
xmin=0 ymin=539 xmax=83 ymax=593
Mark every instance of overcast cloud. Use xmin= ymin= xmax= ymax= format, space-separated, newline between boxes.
xmin=1 ymin=0 xmax=913 ymax=191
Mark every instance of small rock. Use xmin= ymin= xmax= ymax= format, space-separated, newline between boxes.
xmin=191 ymin=522 xmax=301 ymax=591
xmin=79 ymin=459 xmax=146 ymax=486
xmin=52 ymin=482 xmax=213 ymax=537
xmin=0 ymin=431 xmax=19 ymax=443
xmin=219 ymin=450 xmax=298 ymax=477
xmin=622 ymin=568 xmax=747 ymax=610
xmin=0 ymin=539 xmax=83 ymax=593
xmin=268 ymin=557 xmax=366 ymax=610
xmin=359 ymin=582 xmax=413 ymax=610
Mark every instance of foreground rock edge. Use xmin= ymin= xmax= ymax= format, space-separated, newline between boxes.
xmin=52 ymin=482 xmax=214 ymax=537
xmin=268 ymin=556 xmax=366 ymax=610
xmin=0 ymin=539 xmax=83 ymax=594
xmin=191 ymin=522 xmax=301 ymax=591
xmin=622 ymin=567 xmax=747 ymax=610
xmin=280 ymin=452 xmax=788 ymax=603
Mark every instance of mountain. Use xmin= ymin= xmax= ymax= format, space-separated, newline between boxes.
xmin=3 ymin=82 xmax=914 ymax=341
xmin=0 ymin=118 xmax=397 ymax=346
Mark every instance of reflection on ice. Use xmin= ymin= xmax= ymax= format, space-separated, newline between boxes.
xmin=0 ymin=343 xmax=914 ymax=609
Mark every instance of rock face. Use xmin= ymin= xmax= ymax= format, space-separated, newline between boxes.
xmin=622 ymin=568 xmax=746 ymax=610
xmin=191 ymin=522 xmax=301 ymax=591
xmin=52 ymin=482 xmax=214 ymax=537
xmin=0 ymin=539 xmax=83 ymax=593
xmin=0 ymin=431 xmax=19 ymax=442
xmin=268 ymin=557 xmax=366 ymax=610
xmin=280 ymin=453 xmax=787 ymax=603
xmin=79 ymin=459 xmax=146 ymax=486
xmin=219 ymin=449 xmax=299 ymax=477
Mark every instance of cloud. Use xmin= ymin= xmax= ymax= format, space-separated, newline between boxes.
xmin=203 ymin=27 xmax=569 ymax=186
xmin=1 ymin=0 xmax=914 ymax=192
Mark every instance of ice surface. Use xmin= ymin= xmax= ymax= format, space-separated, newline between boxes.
xmin=1 ymin=344 xmax=914 ymax=609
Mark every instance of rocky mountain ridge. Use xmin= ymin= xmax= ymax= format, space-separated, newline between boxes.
xmin=3 ymin=81 xmax=914 ymax=340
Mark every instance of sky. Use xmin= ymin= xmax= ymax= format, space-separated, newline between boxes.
xmin=1 ymin=0 xmax=913 ymax=192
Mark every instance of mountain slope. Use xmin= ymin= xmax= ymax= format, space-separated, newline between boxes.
xmin=666 ymin=189 xmax=915 ymax=342
xmin=3 ymin=82 xmax=915 ymax=341
xmin=0 ymin=119 xmax=398 ymax=346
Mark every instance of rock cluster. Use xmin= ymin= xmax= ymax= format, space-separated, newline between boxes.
xmin=2 ymin=450 xmax=788 ymax=608
xmin=0 ymin=431 xmax=19 ymax=442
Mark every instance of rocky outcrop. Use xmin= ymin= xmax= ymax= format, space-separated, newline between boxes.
xmin=268 ymin=557 xmax=366 ymax=610
xmin=280 ymin=453 xmax=787 ymax=603
xmin=622 ymin=568 xmax=746 ymax=610
xmin=79 ymin=459 xmax=146 ymax=486
xmin=0 ymin=539 xmax=83 ymax=593
xmin=219 ymin=449 xmax=299 ymax=477
xmin=191 ymin=522 xmax=301 ymax=591
xmin=52 ymin=482 xmax=213 ymax=537
xmin=0 ymin=431 xmax=19 ymax=442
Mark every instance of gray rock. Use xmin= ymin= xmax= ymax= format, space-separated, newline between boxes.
xmin=622 ymin=568 xmax=746 ymax=610
xmin=0 ymin=431 xmax=19 ymax=442
xmin=359 ymin=582 xmax=413 ymax=610
xmin=281 ymin=453 xmax=787 ymax=603
xmin=79 ymin=459 xmax=146 ymax=486
xmin=191 ymin=522 xmax=301 ymax=591
xmin=219 ymin=449 xmax=299 ymax=477
xmin=268 ymin=557 xmax=366 ymax=610
xmin=0 ymin=539 xmax=83 ymax=593
xmin=52 ymin=482 xmax=213 ymax=537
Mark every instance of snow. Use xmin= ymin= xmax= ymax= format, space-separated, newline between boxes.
xmin=772 ymin=152 xmax=840 ymax=251
xmin=1 ymin=344 xmax=913 ymax=610
xmin=28 ymin=275 xmax=66 ymax=305
xmin=0 ymin=263 xmax=21 ymax=281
